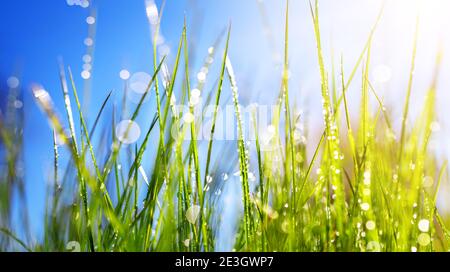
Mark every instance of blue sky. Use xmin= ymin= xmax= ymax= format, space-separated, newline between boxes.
xmin=2 ymin=0 xmax=450 ymax=249
xmin=1 ymin=0 xmax=285 ymax=248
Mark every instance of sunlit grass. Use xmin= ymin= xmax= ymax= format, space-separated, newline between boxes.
xmin=1 ymin=0 xmax=450 ymax=252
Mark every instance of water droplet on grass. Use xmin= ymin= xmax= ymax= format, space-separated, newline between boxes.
xmin=183 ymin=112 xmax=195 ymax=123
xmin=80 ymin=0 xmax=89 ymax=8
xmin=360 ymin=203 xmax=370 ymax=211
xmin=115 ymin=120 xmax=141 ymax=144
xmin=191 ymin=88 xmax=201 ymax=97
xmin=222 ymin=173 xmax=229 ymax=181
xmin=418 ymin=219 xmax=430 ymax=232
xmin=197 ymin=72 xmax=206 ymax=83
xmin=84 ymin=38 xmax=93 ymax=46
xmin=248 ymin=172 xmax=256 ymax=182
xmin=81 ymin=70 xmax=91 ymax=79
xmin=363 ymin=171 xmax=371 ymax=185
xmin=366 ymin=220 xmax=376 ymax=230
xmin=119 ymin=69 xmax=130 ymax=80
xmin=189 ymin=95 xmax=200 ymax=106
xmin=206 ymin=175 xmax=213 ymax=183
xmin=7 ymin=76 xmax=19 ymax=88
xmin=183 ymin=239 xmax=190 ymax=247
xmin=130 ymin=72 xmax=151 ymax=94
xmin=66 ymin=241 xmax=81 ymax=252
xmin=14 ymin=100 xmax=23 ymax=109
xmin=186 ymin=205 xmax=200 ymax=224
xmin=206 ymin=57 xmax=214 ymax=64
xmin=281 ymin=220 xmax=290 ymax=233
xmin=417 ymin=233 xmax=431 ymax=246
xmin=86 ymin=16 xmax=96 ymax=25
xmin=82 ymin=54 xmax=92 ymax=63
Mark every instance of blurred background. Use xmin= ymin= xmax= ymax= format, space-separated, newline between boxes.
xmin=1 ymin=0 xmax=450 ymax=250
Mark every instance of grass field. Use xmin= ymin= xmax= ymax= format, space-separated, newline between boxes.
xmin=1 ymin=0 xmax=450 ymax=252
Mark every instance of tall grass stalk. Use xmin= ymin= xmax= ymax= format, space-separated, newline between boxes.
xmin=1 ymin=0 xmax=450 ymax=253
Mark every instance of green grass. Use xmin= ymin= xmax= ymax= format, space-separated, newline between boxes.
xmin=1 ymin=0 xmax=450 ymax=252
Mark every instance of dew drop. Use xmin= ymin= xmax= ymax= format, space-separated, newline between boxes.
xmin=248 ymin=172 xmax=256 ymax=182
xmin=191 ymin=88 xmax=201 ymax=97
xmin=360 ymin=202 xmax=370 ymax=211
xmin=189 ymin=95 xmax=200 ymax=106
xmin=186 ymin=205 xmax=201 ymax=224
xmin=417 ymin=233 xmax=431 ymax=246
xmin=81 ymin=70 xmax=91 ymax=79
xmin=129 ymin=72 xmax=151 ymax=94
xmin=366 ymin=220 xmax=376 ymax=230
xmin=183 ymin=112 xmax=195 ymax=123
xmin=281 ymin=220 xmax=290 ymax=233
xmin=7 ymin=76 xmax=19 ymax=89
xmin=120 ymin=69 xmax=130 ymax=80
xmin=418 ymin=219 xmax=430 ymax=233
xmin=115 ymin=120 xmax=141 ymax=144
xmin=14 ymin=100 xmax=23 ymax=109
xmin=84 ymin=37 xmax=93 ymax=47
xmin=82 ymin=54 xmax=92 ymax=63
xmin=183 ymin=239 xmax=190 ymax=247
xmin=206 ymin=175 xmax=213 ymax=184
xmin=222 ymin=173 xmax=229 ymax=181
xmin=86 ymin=16 xmax=96 ymax=25
xmin=197 ymin=72 xmax=206 ymax=82
xmin=66 ymin=241 xmax=81 ymax=252
xmin=80 ymin=0 xmax=89 ymax=8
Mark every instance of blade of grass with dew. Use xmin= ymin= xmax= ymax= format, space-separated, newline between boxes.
xmin=32 ymin=86 xmax=95 ymax=251
xmin=203 ymin=24 xmax=231 ymax=212
xmin=226 ymin=55 xmax=254 ymax=249
xmin=183 ymin=18 xmax=209 ymax=251
xmin=310 ymin=0 xmax=346 ymax=248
